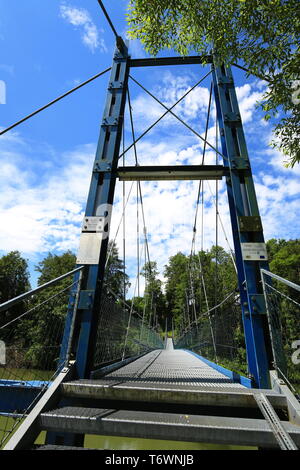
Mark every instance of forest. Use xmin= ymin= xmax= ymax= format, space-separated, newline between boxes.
xmin=0 ymin=238 xmax=299 ymax=385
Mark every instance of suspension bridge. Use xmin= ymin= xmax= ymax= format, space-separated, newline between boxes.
xmin=0 ymin=3 xmax=300 ymax=451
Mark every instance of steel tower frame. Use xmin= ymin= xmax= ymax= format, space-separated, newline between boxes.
xmin=60 ymin=41 xmax=274 ymax=390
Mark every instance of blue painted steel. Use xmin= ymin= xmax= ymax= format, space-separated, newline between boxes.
xmin=0 ymin=383 xmax=44 ymax=413
xmin=58 ymin=269 xmax=81 ymax=369
xmin=212 ymin=61 xmax=271 ymax=388
xmin=0 ymin=380 xmax=49 ymax=387
xmin=60 ymin=44 xmax=130 ymax=380
xmin=184 ymin=350 xmax=252 ymax=388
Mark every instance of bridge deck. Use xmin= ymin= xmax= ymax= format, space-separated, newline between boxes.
xmin=62 ymin=340 xmax=287 ymax=409
xmin=90 ymin=340 xmax=246 ymax=391
xmin=5 ymin=340 xmax=300 ymax=450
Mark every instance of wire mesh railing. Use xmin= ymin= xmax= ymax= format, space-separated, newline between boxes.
xmin=0 ymin=267 xmax=82 ymax=448
xmin=261 ymin=269 xmax=300 ymax=396
xmin=92 ymin=292 xmax=163 ymax=370
xmin=174 ymin=291 xmax=248 ymax=377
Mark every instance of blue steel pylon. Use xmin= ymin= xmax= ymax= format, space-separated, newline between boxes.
xmin=212 ymin=61 xmax=271 ymax=388
xmin=59 ymin=42 xmax=273 ymax=390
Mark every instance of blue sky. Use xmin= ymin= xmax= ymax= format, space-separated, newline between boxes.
xmin=0 ymin=0 xmax=299 ymax=295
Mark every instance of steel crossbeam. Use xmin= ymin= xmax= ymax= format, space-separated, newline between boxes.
xmin=117 ymin=165 xmax=228 ymax=181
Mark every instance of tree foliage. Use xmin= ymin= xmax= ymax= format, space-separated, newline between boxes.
xmin=164 ymin=246 xmax=237 ymax=332
xmin=0 ymin=251 xmax=30 ymax=328
xmin=104 ymin=241 xmax=130 ymax=299
xmin=1 ymin=239 xmax=298 ymax=374
xmin=267 ymin=238 xmax=300 ymax=282
xmin=35 ymin=251 xmax=76 ymax=285
xmin=266 ymin=239 xmax=300 ymax=386
xmin=0 ymin=244 xmax=129 ymax=370
xmin=141 ymin=260 xmax=166 ymax=328
xmin=127 ymin=0 xmax=300 ymax=166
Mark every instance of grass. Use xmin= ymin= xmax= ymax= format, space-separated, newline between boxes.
xmin=0 ymin=367 xmax=54 ymax=382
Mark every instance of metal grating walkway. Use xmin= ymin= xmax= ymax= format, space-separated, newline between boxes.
xmin=66 ymin=339 xmax=248 ymax=394
xmin=92 ymin=339 xmax=246 ymax=391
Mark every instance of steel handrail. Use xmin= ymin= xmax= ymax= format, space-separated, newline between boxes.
xmin=0 ymin=266 xmax=84 ymax=313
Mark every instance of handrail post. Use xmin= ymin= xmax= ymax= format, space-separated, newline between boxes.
xmin=58 ymin=268 xmax=84 ymax=369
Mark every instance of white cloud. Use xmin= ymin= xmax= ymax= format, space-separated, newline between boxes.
xmin=0 ymin=135 xmax=94 ymax=255
xmin=236 ymin=83 xmax=266 ymax=123
xmin=0 ymin=71 xmax=299 ymax=299
xmin=128 ymin=70 xmax=212 ymax=144
xmin=1 ymin=126 xmax=299 ymax=298
xmin=0 ymin=80 xmax=6 ymax=105
xmin=60 ymin=3 xmax=107 ymax=53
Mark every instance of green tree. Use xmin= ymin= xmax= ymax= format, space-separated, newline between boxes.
xmin=266 ymin=239 xmax=300 ymax=386
xmin=21 ymin=251 xmax=76 ymax=369
xmin=127 ymin=0 xmax=300 ymax=166
xmin=104 ymin=241 xmax=130 ymax=300
xmin=163 ymin=247 xmax=245 ymax=369
xmin=0 ymin=251 xmax=30 ymax=329
xmin=24 ymin=245 xmax=130 ymax=369
xmin=35 ymin=251 xmax=76 ymax=285
xmin=164 ymin=252 xmax=189 ymax=331
xmin=141 ymin=261 xmax=166 ymax=328
xmin=164 ymin=247 xmax=237 ymax=334
xmin=267 ymin=238 xmax=300 ymax=282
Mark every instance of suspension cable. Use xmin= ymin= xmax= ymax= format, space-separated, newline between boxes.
xmin=122 ymin=240 xmax=146 ymax=359
xmin=191 ymin=80 xmax=213 ymax=249
xmin=127 ymin=86 xmax=152 ymax=270
xmin=126 ymin=87 xmax=141 ymax=296
xmin=129 ymin=74 xmax=227 ymax=161
xmin=0 ymin=68 xmax=111 ymax=136
xmin=189 ymin=77 xmax=236 ymax=272
xmin=122 ymin=118 xmax=126 ymax=303
xmin=0 ymin=280 xmax=79 ymax=330
xmin=97 ymin=0 xmax=119 ymax=39
xmin=206 ymin=181 xmax=237 ymax=272
xmin=188 ymin=287 xmax=239 ymax=329
xmin=105 ymin=285 xmax=143 ymax=320
xmin=119 ymin=71 xmax=212 ymax=160
xmin=187 ymin=81 xmax=214 ymax=351
xmin=105 ymin=181 xmax=135 ymax=269
xmin=215 ymin=105 xmax=219 ymax=312
xmin=232 ymin=63 xmax=270 ymax=82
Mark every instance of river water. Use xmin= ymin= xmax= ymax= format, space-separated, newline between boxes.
xmin=84 ymin=434 xmax=256 ymax=450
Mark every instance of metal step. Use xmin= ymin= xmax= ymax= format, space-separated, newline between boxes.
xmin=39 ymin=406 xmax=300 ymax=449
xmin=61 ymin=380 xmax=287 ymax=410
xmin=253 ymin=392 xmax=298 ymax=450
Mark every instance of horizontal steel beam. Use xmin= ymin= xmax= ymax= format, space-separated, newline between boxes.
xmin=117 ymin=165 xmax=228 ymax=181
xmin=61 ymin=380 xmax=287 ymax=410
xmin=129 ymin=55 xmax=212 ymax=68
xmin=39 ymin=406 xmax=300 ymax=448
